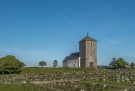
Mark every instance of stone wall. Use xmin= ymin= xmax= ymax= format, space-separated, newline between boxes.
xmin=79 ymin=40 xmax=97 ymax=67
xmin=79 ymin=41 xmax=86 ymax=67
xmin=85 ymin=41 xmax=97 ymax=67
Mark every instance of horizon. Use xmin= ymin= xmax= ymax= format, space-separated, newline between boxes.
xmin=0 ymin=0 xmax=135 ymax=67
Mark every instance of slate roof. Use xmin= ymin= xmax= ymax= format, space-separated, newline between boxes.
xmin=63 ymin=52 xmax=79 ymax=62
xmin=70 ymin=52 xmax=79 ymax=57
xmin=80 ymin=36 xmax=97 ymax=42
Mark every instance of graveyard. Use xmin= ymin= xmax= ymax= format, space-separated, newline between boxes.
xmin=0 ymin=67 xmax=135 ymax=91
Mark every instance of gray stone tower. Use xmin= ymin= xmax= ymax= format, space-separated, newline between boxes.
xmin=79 ymin=33 xmax=97 ymax=67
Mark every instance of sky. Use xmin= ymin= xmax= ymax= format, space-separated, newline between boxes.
xmin=0 ymin=0 xmax=135 ymax=67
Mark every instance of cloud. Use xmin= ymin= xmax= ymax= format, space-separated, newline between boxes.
xmin=0 ymin=48 xmax=19 ymax=54
xmin=0 ymin=48 xmax=45 ymax=56
xmin=0 ymin=48 xmax=39 ymax=56
xmin=126 ymin=53 xmax=135 ymax=56
xmin=108 ymin=40 xmax=116 ymax=44
xmin=106 ymin=39 xmax=126 ymax=45
xmin=64 ymin=17 xmax=70 ymax=22
xmin=63 ymin=16 xmax=74 ymax=24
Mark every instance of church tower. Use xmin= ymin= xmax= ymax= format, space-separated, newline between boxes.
xmin=79 ymin=33 xmax=97 ymax=67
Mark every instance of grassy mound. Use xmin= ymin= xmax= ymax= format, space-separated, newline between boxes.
xmin=0 ymin=84 xmax=53 ymax=91
xmin=22 ymin=67 xmax=96 ymax=74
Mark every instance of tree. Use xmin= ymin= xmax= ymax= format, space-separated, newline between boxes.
xmin=53 ymin=60 xmax=58 ymax=68
xmin=109 ymin=58 xmax=117 ymax=68
xmin=131 ymin=63 xmax=135 ymax=68
xmin=39 ymin=61 xmax=47 ymax=68
xmin=0 ymin=55 xmax=22 ymax=74
xmin=20 ymin=62 xmax=27 ymax=68
xmin=109 ymin=58 xmax=128 ymax=69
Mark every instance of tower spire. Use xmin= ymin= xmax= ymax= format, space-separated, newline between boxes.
xmin=87 ymin=32 xmax=89 ymax=37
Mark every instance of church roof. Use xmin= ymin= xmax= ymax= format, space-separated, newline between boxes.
xmin=63 ymin=52 xmax=79 ymax=62
xmin=70 ymin=52 xmax=79 ymax=57
xmin=63 ymin=56 xmax=79 ymax=62
xmin=80 ymin=36 xmax=97 ymax=42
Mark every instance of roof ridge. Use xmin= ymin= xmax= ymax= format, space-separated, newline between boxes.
xmin=80 ymin=35 xmax=97 ymax=42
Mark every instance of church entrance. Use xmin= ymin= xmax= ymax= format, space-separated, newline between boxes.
xmin=89 ymin=62 xmax=93 ymax=67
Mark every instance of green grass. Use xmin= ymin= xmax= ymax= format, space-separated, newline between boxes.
xmin=0 ymin=83 xmax=127 ymax=91
xmin=82 ymin=80 xmax=131 ymax=91
xmin=0 ymin=83 xmax=53 ymax=91
xmin=0 ymin=68 xmax=134 ymax=91
xmin=22 ymin=67 xmax=96 ymax=74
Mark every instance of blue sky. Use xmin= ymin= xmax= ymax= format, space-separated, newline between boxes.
xmin=0 ymin=0 xmax=135 ymax=67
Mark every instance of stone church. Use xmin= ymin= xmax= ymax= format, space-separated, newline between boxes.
xmin=63 ymin=34 xmax=97 ymax=68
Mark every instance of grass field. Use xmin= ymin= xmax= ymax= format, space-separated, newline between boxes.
xmin=0 ymin=83 xmax=125 ymax=91
xmin=22 ymin=67 xmax=97 ymax=74
xmin=0 ymin=83 xmax=54 ymax=91
xmin=0 ymin=68 xmax=134 ymax=91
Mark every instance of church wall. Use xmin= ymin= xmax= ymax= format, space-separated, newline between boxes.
xmin=67 ymin=59 xmax=80 ymax=68
xmin=63 ymin=62 xmax=67 ymax=67
xmin=85 ymin=41 xmax=97 ymax=67
xmin=63 ymin=35 xmax=97 ymax=68
xmin=79 ymin=41 xmax=86 ymax=67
